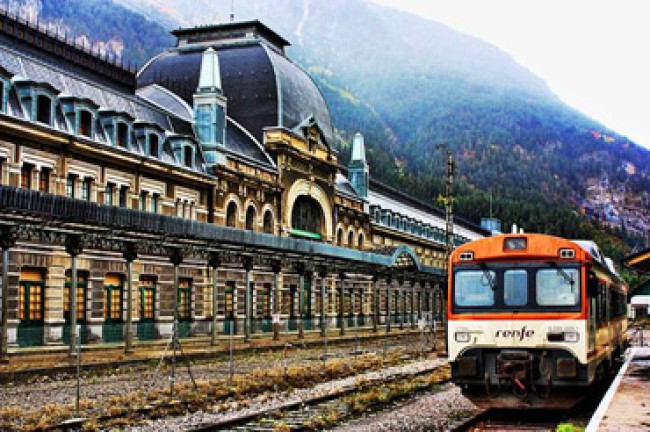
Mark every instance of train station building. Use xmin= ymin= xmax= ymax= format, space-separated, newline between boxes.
xmin=0 ymin=14 xmax=486 ymax=353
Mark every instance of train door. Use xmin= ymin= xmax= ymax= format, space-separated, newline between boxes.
xmin=587 ymin=272 xmax=597 ymax=354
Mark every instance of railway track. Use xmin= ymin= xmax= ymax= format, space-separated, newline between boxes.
xmin=187 ymin=361 xmax=451 ymax=432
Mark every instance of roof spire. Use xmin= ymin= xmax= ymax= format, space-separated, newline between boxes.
xmin=198 ymin=47 xmax=222 ymax=92
xmin=351 ymin=132 xmax=367 ymax=163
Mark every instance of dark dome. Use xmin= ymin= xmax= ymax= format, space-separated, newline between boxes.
xmin=137 ymin=40 xmax=334 ymax=147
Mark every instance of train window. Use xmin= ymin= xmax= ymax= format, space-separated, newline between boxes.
xmin=536 ymin=268 xmax=580 ymax=306
xmin=504 ymin=270 xmax=528 ymax=306
xmin=454 ymin=270 xmax=495 ymax=307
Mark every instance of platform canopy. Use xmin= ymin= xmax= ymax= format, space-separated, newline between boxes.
xmin=624 ymin=248 xmax=650 ymax=273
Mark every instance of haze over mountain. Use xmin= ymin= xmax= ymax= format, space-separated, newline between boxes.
xmin=4 ymin=0 xmax=648 ymax=258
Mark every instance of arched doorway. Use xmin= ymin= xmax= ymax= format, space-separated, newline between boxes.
xmin=263 ymin=210 xmax=274 ymax=234
xmin=290 ymin=195 xmax=324 ymax=240
xmin=337 ymin=227 xmax=343 ymax=245
xmin=245 ymin=206 xmax=256 ymax=231
xmin=226 ymin=201 xmax=238 ymax=228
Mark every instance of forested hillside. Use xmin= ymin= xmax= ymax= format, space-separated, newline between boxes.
xmin=6 ymin=0 xmax=648 ymax=260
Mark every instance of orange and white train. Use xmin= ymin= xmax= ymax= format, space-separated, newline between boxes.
xmin=448 ymin=233 xmax=628 ymax=406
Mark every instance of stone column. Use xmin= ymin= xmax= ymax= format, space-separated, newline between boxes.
xmin=170 ymin=249 xmax=183 ymax=329
xmin=297 ymin=263 xmax=306 ymax=340
xmin=372 ymin=275 xmax=380 ymax=333
xmin=272 ymin=261 xmax=282 ymax=341
xmin=0 ymin=226 xmax=17 ymax=361
xmin=338 ymin=272 xmax=346 ymax=336
xmin=208 ymin=253 xmax=221 ymax=346
xmin=319 ymin=267 xmax=327 ymax=338
xmin=410 ymin=280 xmax=417 ymax=330
xmin=123 ymin=244 xmax=138 ymax=353
xmin=386 ymin=275 xmax=392 ymax=333
xmin=65 ymin=234 xmax=84 ymax=357
xmin=398 ymin=278 xmax=405 ymax=330
xmin=243 ymin=257 xmax=253 ymax=343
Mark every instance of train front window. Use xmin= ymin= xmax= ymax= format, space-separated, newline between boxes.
xmin=504 ymin=270 xmax=528 ymax=306
xmin=536 ymin=268 xmax=580 ymax=306
xmin=454 ymin=270 xmax=495 ymax=307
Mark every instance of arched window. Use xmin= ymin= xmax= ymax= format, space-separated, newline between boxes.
xmin=226 ymin=201 xmax=238 ymax=228
xmin=116 ymin=122 xmax=129 ymax=148
xmin=263 ymin=210 xmax=274 ymax=234
xmin=149 ymin=134 xmax=159 ymax=157
xmin=290 ymin=196 xmax=324 ymax=239
xmin=184 ymin=146 xmax=193 ymax=168
xmin=348 ymin=230 xmax=354 ymax=247
xmin=337 ymin=227 xmax=343 ymax=245
xmin=245 ymin=206 xmax=256 ymax=231
xmin=36 ymin=95 xmax=51 ymax=125
xmin=358 ymin=233 xmax=364 ymax=250
xmin=78 ymin=110 xmax=93 ymax=137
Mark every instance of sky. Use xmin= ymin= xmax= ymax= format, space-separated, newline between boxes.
xmin=371 ymin=0 xmax=650 ymax=150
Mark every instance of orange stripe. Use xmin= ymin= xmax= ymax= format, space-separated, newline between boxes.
xmin=449 ymin=312 xmax=585 ymax=321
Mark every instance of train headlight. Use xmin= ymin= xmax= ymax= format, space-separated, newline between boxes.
xmin=455 ymin=331 xmax=471 ymax=343
xmin=564 ymin=331 xmax=580 ymax=343
xmin=547 ymin=331 xmax=580 ymax=342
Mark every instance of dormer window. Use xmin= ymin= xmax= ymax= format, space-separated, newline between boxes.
xmin=183 ymin=146 xmax=193 ymax=168
xmin=116 ymin=122 xmax=129 ymax=148
xmin=36 ymin=94 xmax=52 ymax=125
xmin=149 ymin=134 xmax=159 ymax=157
xmin=0 ymin=79 xmax=6 ymax=113
xmin=78 ymin=110 xmax=93 ymax=138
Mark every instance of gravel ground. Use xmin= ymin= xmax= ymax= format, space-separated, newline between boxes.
xmin=328 ymin=384 xmax=478 ymax=432
xmin=0 ymin=333 xmax=430 ymax=416
xmin=128 ymin=357 xmax=448 ymax=431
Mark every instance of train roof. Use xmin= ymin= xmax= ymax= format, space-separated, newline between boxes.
xmin=453 ymin=233 xmax=624 ymax=284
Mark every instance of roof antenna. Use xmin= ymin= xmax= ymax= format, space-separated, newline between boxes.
xmin=230 ymin=0 xmax=235 ymax=22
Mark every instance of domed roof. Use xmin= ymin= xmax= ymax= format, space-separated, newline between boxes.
xmin=137 ymin=21 xmax=334 ymax=147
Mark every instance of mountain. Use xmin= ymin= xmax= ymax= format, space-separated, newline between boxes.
xmin=6 ymin=0 xmax=648 ymax=259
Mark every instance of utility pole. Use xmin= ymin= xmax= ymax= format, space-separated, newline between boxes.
xmin=437 ymin=144 xmax=455 ymax=259
xmin=436 ymin=144 xmax=454 ymax=357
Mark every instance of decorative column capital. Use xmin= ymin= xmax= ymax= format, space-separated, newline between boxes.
xmin=208 ymin=251 xmax=222 ymax=269
xmin=242 ymin=256 xmax=254 ymax=271
xmin=318 ymin=266 xmax=328 ymax=278
xmin=271 ymin=259 xmax=282 ymax=274
xmin=0 ymin=225 xmax=17 ymax=249
xmin=169 ymin=247 xmax=183 ymax=266
xmin=123 ymin=243 xmax=138 ymax=263
xmin=65 ymin=234 xmax=84 ymax=257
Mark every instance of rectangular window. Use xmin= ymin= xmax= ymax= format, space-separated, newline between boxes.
xmin=21 ymin=165 xmax=32 ymax=189
xmin=104 ymin=277 xmax=124 ymax=322
xmin=536 ymin=268 xmax=580 ymax=306
xmin=0 ymin=80 xmax=5 ymax=112
xmin=504 ymin=270 xmax=528 ymax=306
xmin=195 ymin=104 xmax=213 ymax=143
xmin=64 ymin=272 xmax=88 ymax=322
xmin=0 ymin=158 xmax=4 ymax=185
xmin=81 ymin=178 xmax=91 ymax=201
xmin=178 ymin=278 xmax=192 ymax=321
xmin=39 ymin=168 xmax=50 ymax=193
xmin=151 ymin=193 xmax=159 ymax=213
xmin=139 ymin=191 xmax=147 ymax=211
xmin=66 ymin=174 xmax=76 ymax=198
xmin=105 ymin=183 xmax=114 ymax=206
xmin=454 ymin=270 xmax=495 ymax=307
xmin=140 ymin=276 xmax=156 ymax=320
xmin=119 ymin=186 xmax=128 ymax=208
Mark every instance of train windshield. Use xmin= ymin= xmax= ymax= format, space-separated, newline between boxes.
xmin=536 ymin=268 xmax=580 ymax=306
xmin=452 ymin=263 xmax=581 ymax=313
xmin=455 ymin=270 xmax=495 ymax=306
